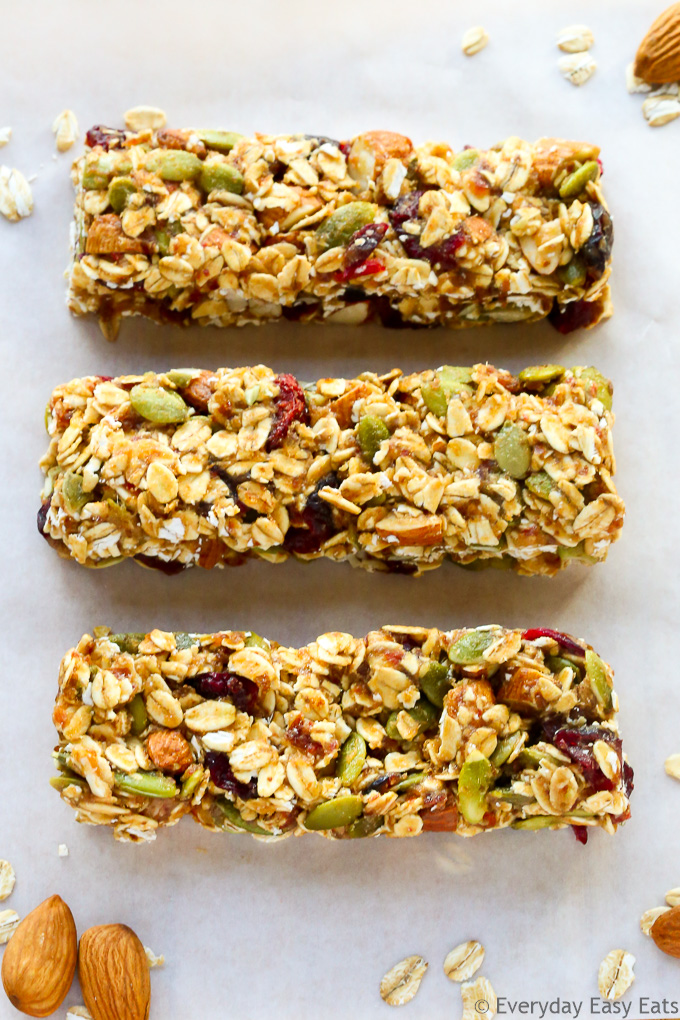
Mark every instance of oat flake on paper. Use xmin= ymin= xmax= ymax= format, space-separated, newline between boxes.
xmin=0 ymin=909 xmax=20 ymax=944
xmin=0 ymin=860 xmax=16 ymax=900
xmin=598 ymin=950 xmax=635 ymax=1000
xmin=461 ymin=26 xmax=489 ymax=56
xmin=443 ymin=941 xmax=485 ymax=982
xmin=640 ymin=906 xmax=671 ymax=936
xmin=558 ymin=52 xmax=597 ymax=86
xmin=0 ymin=166 xmax=33 ymax=221
xmin=461 ymin=976 xmax=497 ymax=1019
xmin=380 ymin=955 xmax=428 ymax=1006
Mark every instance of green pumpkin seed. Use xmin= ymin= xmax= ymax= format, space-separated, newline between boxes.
xmin=574 ymin=366 xmax=613 ymax=411
xmin=517 ymin=746 xmax=562 ymax=769
xmin=336 ymin=732 xmax=367 ymax=786
xmin=50 ymin=774 xmax=88 ymax=792
xmin=155 ymin=221 xmax=183 ymax=256
xmin=557 ymin=542 xmax=598 ymax=565
xmin=458 ymin=758 xmax=494 ymax=825
xmin=146 ymin=150 xmax=202 ymax=181
xmin=452 ymin=150 xmax=479 ymax=171
xmin=545 ymin=655 xmax=581 ymax=680
xmin=108 ymin=176 xmax=137 ymax=213
xmin=199 ymin=162 xmax=244 ymax=195
xmin=420 ymin=661 xmax=450 ymax=708
xmin=525 ymin=471 xmax=556 ymax=500
xmin=558 ymin=160 xmax=599 ymax=199
xmin=110 ymin=633 xmax=145 ymax=654
xmin=518 ymin=364 xmax=565 ymax=386
xmin=394 ymin=771 xmax=427 ymax=792
xmin=511 ymin=815 xmax=562 ymax=830
xmin=490 ymin=786 xmax=535 ymax=806
xmin=198 ymin=130 xmax=243 ymax=152
xmin=114 ymin=771 xmax=178 ymax=798
xmin=129 ymin=693 xmax=148 ymax=736
xmin=82 ymin=167 xmax=110 ymax=190
xmin=448 ymin=629 xmax=496 ymax=665
xmin=244 ymin=632 xmax=270 ymax=651
xmin=490 ymin=733 xmax=524 ymax=767
xmin=130 ymin=384 xmax=189 ymax=424
xmin=315 ymin=201 xmax=376 ymax=252
xmin=439 ymin=366 xmax=473 ymax=390
xmin=585 ymin=648 xmax=613 ymax=711
xmin=165 ymin=368 xmax=201 ymax=387
xmin=421 ymin=384 xmax=448 ymax=417
xmin=346 ymin=814 xmax=383 ymax=838
xmin=174 ymin=632 xmax=199 ymax=650
xmin=386 ymin=700 xmax=438 ymax=741
xmin=494 ymin=423 xmax=531 ymax=479
xmin=215 ymin=799 xmax=271 ymax=836
xmin=558 ymin=257 xmax=587 ymax=288
xmin=179 ymin=766 xmax=205 ymax=801
xmin=304 ymin=795 xmax=363 ymax=831
xmin=356 ymin=415 xmax=390 ymax=463
xmin=61 ymin=472 xmax=92 ymax=515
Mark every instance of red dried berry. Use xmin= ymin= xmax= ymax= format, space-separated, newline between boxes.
xmin=85 ymin=125 xmax=127 ymax=150
xmin=345 ymin=222 xmax=388 ymax=269
xmin=205 ymin=752 xmax=257 ymax=799
xmin=189 ymin=672 xmax=259 ymax=714
xmin=572 ymin=825 xmax=588 ymax=845
xmin=522 ymin=628 xmax=585 ymax=658
xmin=265 ymin=374 xmax=309 ymax=451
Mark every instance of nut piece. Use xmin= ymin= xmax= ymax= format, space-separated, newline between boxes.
xmin=558 ymin=52 xmax=597 ymax=86
xmin=1 ymin=895 xmax=77 ymax=1016
xmin=462 ymin=26 xmax=489 ymax=56
xmin=634 ymin=3 xmax=680 ymax=84
xmin=52 ymin=110 xmax=79 ymax=152
xmin=0 ymin=909 xmax=20 ymax=945
xmin=666 ymin=888 xmax=680 ymax=907
xmin=597 ymin=950 xmax=636 ymax=1000
xmin=146 ymin=729 xmax=193 ymax=773
xmin=0 ymin=127 xmax=11 ymax=148
xmin=79 ymin=923 xmax=151 ymax=1020
xmin=650 ymin=905 xmax=680 ymax=958
xmin=643 ymin=95 xmax=680 ymax=126
xmin=124 ymin=106 xmax=167 ymax=132
xmin=640 ymin=905 xmax=671 ymax=936
xmin=0 ymin=165 xmax=34 ymax=221
xmin=557 ymin=25 xmax=594 ymax=53
xmin=665 ymin=753 xmax=680 ymax=779
xmin=461 ymin=976 xmax=497 ymax=1019
xmin=144 ymin=946 xmax=164 ymax=969
xmin=380 ymin=955 xmax=428 ymax=1007
xmin=0 ymin=860 xmax=15 ymax=901
xmin=443 ymin=940 xmax=485 ymax=982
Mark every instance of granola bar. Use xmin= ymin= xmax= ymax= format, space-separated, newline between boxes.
xmin=38 ymin=363 xmax=624 ymax=576
xmin=69 ymin=127 xmax=613 ymax=338
xmin=51 ymin=626 xmax=633 ymax=844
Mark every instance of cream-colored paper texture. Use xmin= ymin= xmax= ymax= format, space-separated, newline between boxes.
xmin=1 ymin=0 xmax=678 ymax=1016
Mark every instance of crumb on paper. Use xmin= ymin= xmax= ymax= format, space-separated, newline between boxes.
xmin=0 ymin=166 xmax=34 ymax=221
xmin=626 ymin=61 xmax=652 ymax=94
xmin=0 ymin=860 xmax=16 ymax=901
xmin=52 ymin=109 xmax=79 ymax=152
xmin=124 ymin=106 xmax=167 ymax=131
xmin=665 ymin=753 xmax=680 ymax=779
xmin=144 ymin=945 xmax=165 ymax=968
xmin=58 ymin=843 xmax=69 ymax=857
xmin=0 ymin=127 xmax=11 ymax=148
xmin=461 ymin=26 xmax=489 ymax=56
xmin=66 ymin=1008 xmax=93 ymax=1019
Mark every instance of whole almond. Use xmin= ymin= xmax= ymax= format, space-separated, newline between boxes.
xmin=634 ymin=3 xmax=680 ymax=83
xmin=1 ymin=894 xmax=77 ymax=1017
xmin=79 ymin=924 xmax=150 ymax=1020
xmin=651 ymin=904 xmax=680 ymax=958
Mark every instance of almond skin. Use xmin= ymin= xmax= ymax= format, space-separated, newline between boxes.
xmin=634 ymin=3 xmax=680 ymax=83
xmin=651 ymin=904 xmax=680 ymax=958
xmin=1 ymin=894 xmax=77 ymax=1017
xmin=79 ymin=924 xmax=150 ymax=1020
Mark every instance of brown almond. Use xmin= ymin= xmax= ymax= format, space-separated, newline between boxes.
xmin=651 ymin=904 xmax=680 ymax=958
xmin=79 ymin=923 xmax=150 ymax=1020
xmin=1 ymin=894 xmax=77 ymax=1017
xmin=634 ymin=3 xmax=680 ymax=83
xmin=146 ymin=728 xmax=193 ymax=773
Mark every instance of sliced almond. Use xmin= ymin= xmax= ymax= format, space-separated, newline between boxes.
xmin=443 ymin=940 xmax=485 ymax=982
xmin=380 ymin=955 xmax=428 ymax=1007
xmin=597 ymin=950 xmax=635 ymax=1000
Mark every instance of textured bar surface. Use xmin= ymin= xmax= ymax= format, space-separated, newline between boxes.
xmin=39 ymin=363 xmax=624 ymax=576
xmin=52 ymin=626 xmax=633 ymax=843
xmin=68 ymin=127 xmax=613 ymax=338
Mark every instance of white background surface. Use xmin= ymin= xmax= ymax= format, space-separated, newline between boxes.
xmin=1 ymin=1 xmax=679 ymax=1016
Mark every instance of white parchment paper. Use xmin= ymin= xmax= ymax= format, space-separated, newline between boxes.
xmin=1 ymin=1 xmax=679 ymax=1016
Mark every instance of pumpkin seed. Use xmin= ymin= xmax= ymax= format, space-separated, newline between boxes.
xmin=114 ymin=771 xmax=178 ymax=798
xmin=452 ymin=150 xmax=479 ymax=171
xmin=197 ymin=130 xmax=243 ymax=152
xmin=315 ymin=201 xmax=376 ymax=252
xmin=585 ymin=648 xmax=613 ymax=711
xmin=518 ymin=364 xmax=565 ymax=386
xmin=347 ymin=814 xmax=383 ymax=838
xmin=128 ymin=693 xmax=148 ymax=736
xmin=336 ymin=732 xmax=367 ymax=786
xmin=165 ymin=368 xmax=201 ymax=387
xmin=558 ymin=160 xmax=599 ymax=199
xmin=174 ymin=632 xmax=199 ymax=650
xmin=179 ymin=766 xmax=205 ymax=801
xmin=61 ymin=472 xmax=92 ymax=514
xmin=559 ymin=257 xmax=587 ymax=288
xmin=199 ymin=162 xmax=244 ymax=195
xmin=511 ymin=815 xmax=562 ymax=830
xmin=574 ymin=365 xmax=613 ymax=410
xmin=50 ymin=774 xmax=88 ymax=792
xmin=494 ymin=422 xmax=531 ymax=478
xmin=490 ymin=733 xmax=524 ymax=767
xmin=155 ymin=220 xmax=183 ymax=255
xmin=526 ymin=471 xmax=556 ymax=500
xmin=420 ymin=661 xmax=450 ymax=708
xmin=490 ymin=786 xmax=534 ymax=806
xmin=108 ymin=176 xmax=137 ymax=213
xmin=356 ymin=415 xmax=390 ymax=462
xmin=130 ymin=384 xmax=189 ymax=424
xmin=145 ymin=150 xmax=202 ymax=181
xmin=457 ymin=758 xmax=494 ymax=825
xmin=110 ymin=633 xmax=145 ymax=654
xmin=304 ymin=795 xmax=363 ymax=830
xmin=448 ymin=629 xmax=496 ymax=665
xmin=215 ymin=799 xmax=271 ymax=836
xmin=244 ymin=632 xmax=270 ymax=651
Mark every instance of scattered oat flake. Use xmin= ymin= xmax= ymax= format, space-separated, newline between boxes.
xmin=124 ymin=106 xmax=167 ymax=132
xmin=0 ymin=860 xmax=15 ymax=901
xmin=643 ymin=96 xmax=680 ymax=127
xmin=461 ymin=976 xmax=497 ymax=1020
xmin=52 ymin=109 xmax=79 ymax=152
xmin=557 ymin=25 xmax=594 ymax=53
xmin=666 ymin=888 xmax=680 ymax=907
xmin=443 ymin=940 xmax=485 ymax=982
xmin=625 ymin=62 xmax=651 ymax=94
xmin=58 ymin=843 xmax=69 ymax=857
xmin=598 ymin=950 xmax=635 ymax=1001
xmin=461 ymin=27 xmax=489 ymax=56
xmin=665 ymin=753 xmax=680 ymax=779
xmin=66 ymin=1008 xmax=93 ymax=1019
xmin=0 ymin=127 xmax=11 ymax=148
xmin=380 ymin=955 xmax=428 ymax=1007
xmin=641 ymin=906 xmax=671 ymax=936
xmin=0 ymin=166 xmax=34 ymax=221
xmin=0 ymin=909 xmax=20 ymax=944
xmin=144 ymin=945 xmax=165 ymax=968
xmin=558 ymin=52 xmax=597 ymax=86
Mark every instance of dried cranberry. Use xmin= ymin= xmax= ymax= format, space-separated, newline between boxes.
xmin=547 ymin=726 xmax=622 ymax=793
xmin=580 ymin=202 xmax=613 ymax=280
xmin=373 ymin=297 xmax=429 ymax=330
xmin=85 ymin=125 xmax=127 ymax=150
xmin=548 ymin=297 xmax=604 ymax=335
xmin=622 ymin=760 xmax=635 ymax=798
xmin=283 ymin=472 xmax=339 ymax=555
xmin=335 ymin=257 xmax=385 ymax=283
xmin=339 ymin=140 xmax=351 ymax=157
xmin=285 ymin=715 xmax=325 ymax=759
xmin=388 ymin=191 xmax=466 ymax=269
xmin=389 ymin=190 xmax=423 ymax=226
xmin=572 ymin=825 xmax=588 ymax=845
xmin=344 ymin=222 xmax=388 ymax=270
xmin=37 ymin=499 xmax=50 ymax=535
xmin=204 ymin=751 xmax=257 ymax=799
xmin=281 ymin=300 xmax=322 ymax=322
xmin=521 ymin=628 xmax=585 ymax=658
xmin=265 ymin=374 xmax=309 ymax=452
xmin=188 ymin=672 xmax=258 ymax=714
xmin=132 ymin=555 xmax=186 ymax=575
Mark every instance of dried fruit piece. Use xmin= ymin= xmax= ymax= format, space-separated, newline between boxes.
xmin=0 ymin=165 xmax=33 ymax=222
xmin=0 ymin=860 xmax=16 ymax=901
xmin=380 ymin=955 xmax=428 ymax=1007
xmin=79 ymin=923 xmax=151 ymax=1020
xmin=665 ymin=753 xmax=680 ymax=780
xmin=304 ymin=795 xmax=363 ymax=831
xmin=266 ymin=373 xmax=309 ymax=451
xmin=53 ymin=109 xmax=79 ymax=152
xmin=124 ymin=106 xmax=167 ymax=131
xmin=443 ymin=941 xmax=485 ymax=982
xmin=597 ymin=949 xmax=636 ymax=1000
xmin=1 ymin=895 xmax=77 ymax=1016
xmin=557 ymin=25 xmax=594 ymax=52
xmin=634 ymin=4 xmax=680 ymax=84
xmin=651 ymin=905 xmax=680 ymax=957
xmin=461 ymin=26 xmax=489 ymax=56
xmin=461 ymin=976 xmax=497 ymax=1019
xmin=559 ymin=52 xmax=597 ymax=86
